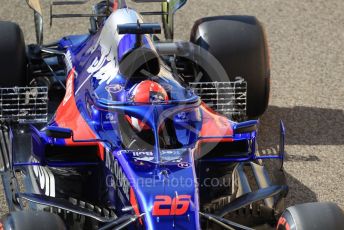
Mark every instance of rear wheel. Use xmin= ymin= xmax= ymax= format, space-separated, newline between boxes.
xmin=0 ymin=21 xmax=27 ymax=87
xmin=190 ymin=16 xmax=270 ymax=118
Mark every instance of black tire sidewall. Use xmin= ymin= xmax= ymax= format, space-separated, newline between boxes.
xmin=0 ymin=21 xmax=27 ymax=87
xmin=190 ymin=16 xmax=270 ymax=118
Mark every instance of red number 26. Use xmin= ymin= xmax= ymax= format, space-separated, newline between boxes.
xmin=152 ymin=195 xmax=191 ymax=216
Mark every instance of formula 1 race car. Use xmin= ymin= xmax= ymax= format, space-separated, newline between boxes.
xmin=0 ymin=0 xmax=343 ymax=229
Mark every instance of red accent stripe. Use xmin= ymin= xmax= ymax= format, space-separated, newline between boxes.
xmin=198 ymin=102 xmax=233 ymax=142
xmin=193 ymin=103 xmax=234 ymax=159
xmin=130 ymin=188 xmax=143 ymax=225
xmin=55 ymin=68 xmax=104 ymax=160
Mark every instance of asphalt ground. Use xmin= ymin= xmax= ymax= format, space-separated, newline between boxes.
xmin=1 ymin=0 xmax=344 ymax=216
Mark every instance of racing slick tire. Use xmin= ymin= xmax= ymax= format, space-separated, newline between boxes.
xmin=1 ymin=211 xmax=66 ymax=230
xmin=277 ymin=202 xmax=344 ymax=230
xmin=0 ymin=21 xmax=27 ymax=87
xmin=190 ymin=16 xmax=270 ymax=118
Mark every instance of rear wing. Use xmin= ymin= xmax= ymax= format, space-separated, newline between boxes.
xmin=132 ymin=0 xmax=187 ymax=40
xmin=49 ymin=0 xmax=106 ymax=27
xmin=27 ymin=0 xmax=187 ymax=43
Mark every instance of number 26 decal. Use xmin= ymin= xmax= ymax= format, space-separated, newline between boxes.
xmin=152 ymin=195 xmax=191 ymax=216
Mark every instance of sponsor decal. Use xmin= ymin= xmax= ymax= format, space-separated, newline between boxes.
xmin=64 ymin=50 xmax=73 ymax=73
xmin=32 ymin=160 xmax=55 ymax=197
xmin=177 ymin=162 xmax=192 ymax=168
xmin=133 ymin=151 xmax=153 ymax=157
xmin=63 ymin=69 xmax=75 ymax=106
xmin=105 ymin=84 xmax=123 ymax=94
xmin=132 ymin=151 xmax=154 ymax=162
xmin=175 ymin=111 xmax=189 ymax=123
xmin=105 ymin=150 xmax=130 ymax=201
xmin=160 ymin=149 xmax=186 ymax=162
xmin=152 ymin=195 xmax=191 ymax=216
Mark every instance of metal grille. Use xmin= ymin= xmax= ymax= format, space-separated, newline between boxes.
xmin=0 ymin=87 xmax=48 ymax=123
xmin=189 ymin=81 xmax=247 ymax=119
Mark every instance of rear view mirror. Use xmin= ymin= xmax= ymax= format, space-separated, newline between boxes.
xmin=45 ymin=127 xmax=72 ymax=139
xmin=233 ymin=120 xmax=258 ymax=135
xmin=161 ymin=0 xmax=187 ymax=40
xmin=26 ymin=0 xmax=43 ymax=44
xmin=131 ymin=0 xmax=187 ymax=40
xmin=117 ymin=22 xmax=161 ymax=35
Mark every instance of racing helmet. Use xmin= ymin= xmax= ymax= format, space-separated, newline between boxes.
xmin=126 ymin=80 xmax=169 ymax=131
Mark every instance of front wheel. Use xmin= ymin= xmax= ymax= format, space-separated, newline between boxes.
xmin=277 ymin=202 xmax=344 ymax=230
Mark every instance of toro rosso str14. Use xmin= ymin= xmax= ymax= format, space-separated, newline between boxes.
xmin=0 ymin=0 xmax=343 ymax=229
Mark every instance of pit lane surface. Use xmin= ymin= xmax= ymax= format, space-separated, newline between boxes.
xmin=1 ymin=0 xmax=344 ymax=216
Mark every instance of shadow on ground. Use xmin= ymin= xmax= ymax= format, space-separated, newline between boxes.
xmin=258 ymin=105 xmax=344 ymax=147
xmin=261 ymin=158 xmax=318 ymax=208
xmin=285 ymin=172 xmax=318 ymax=206
xmin=256 ymin=105 xmax=334 ymax=207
